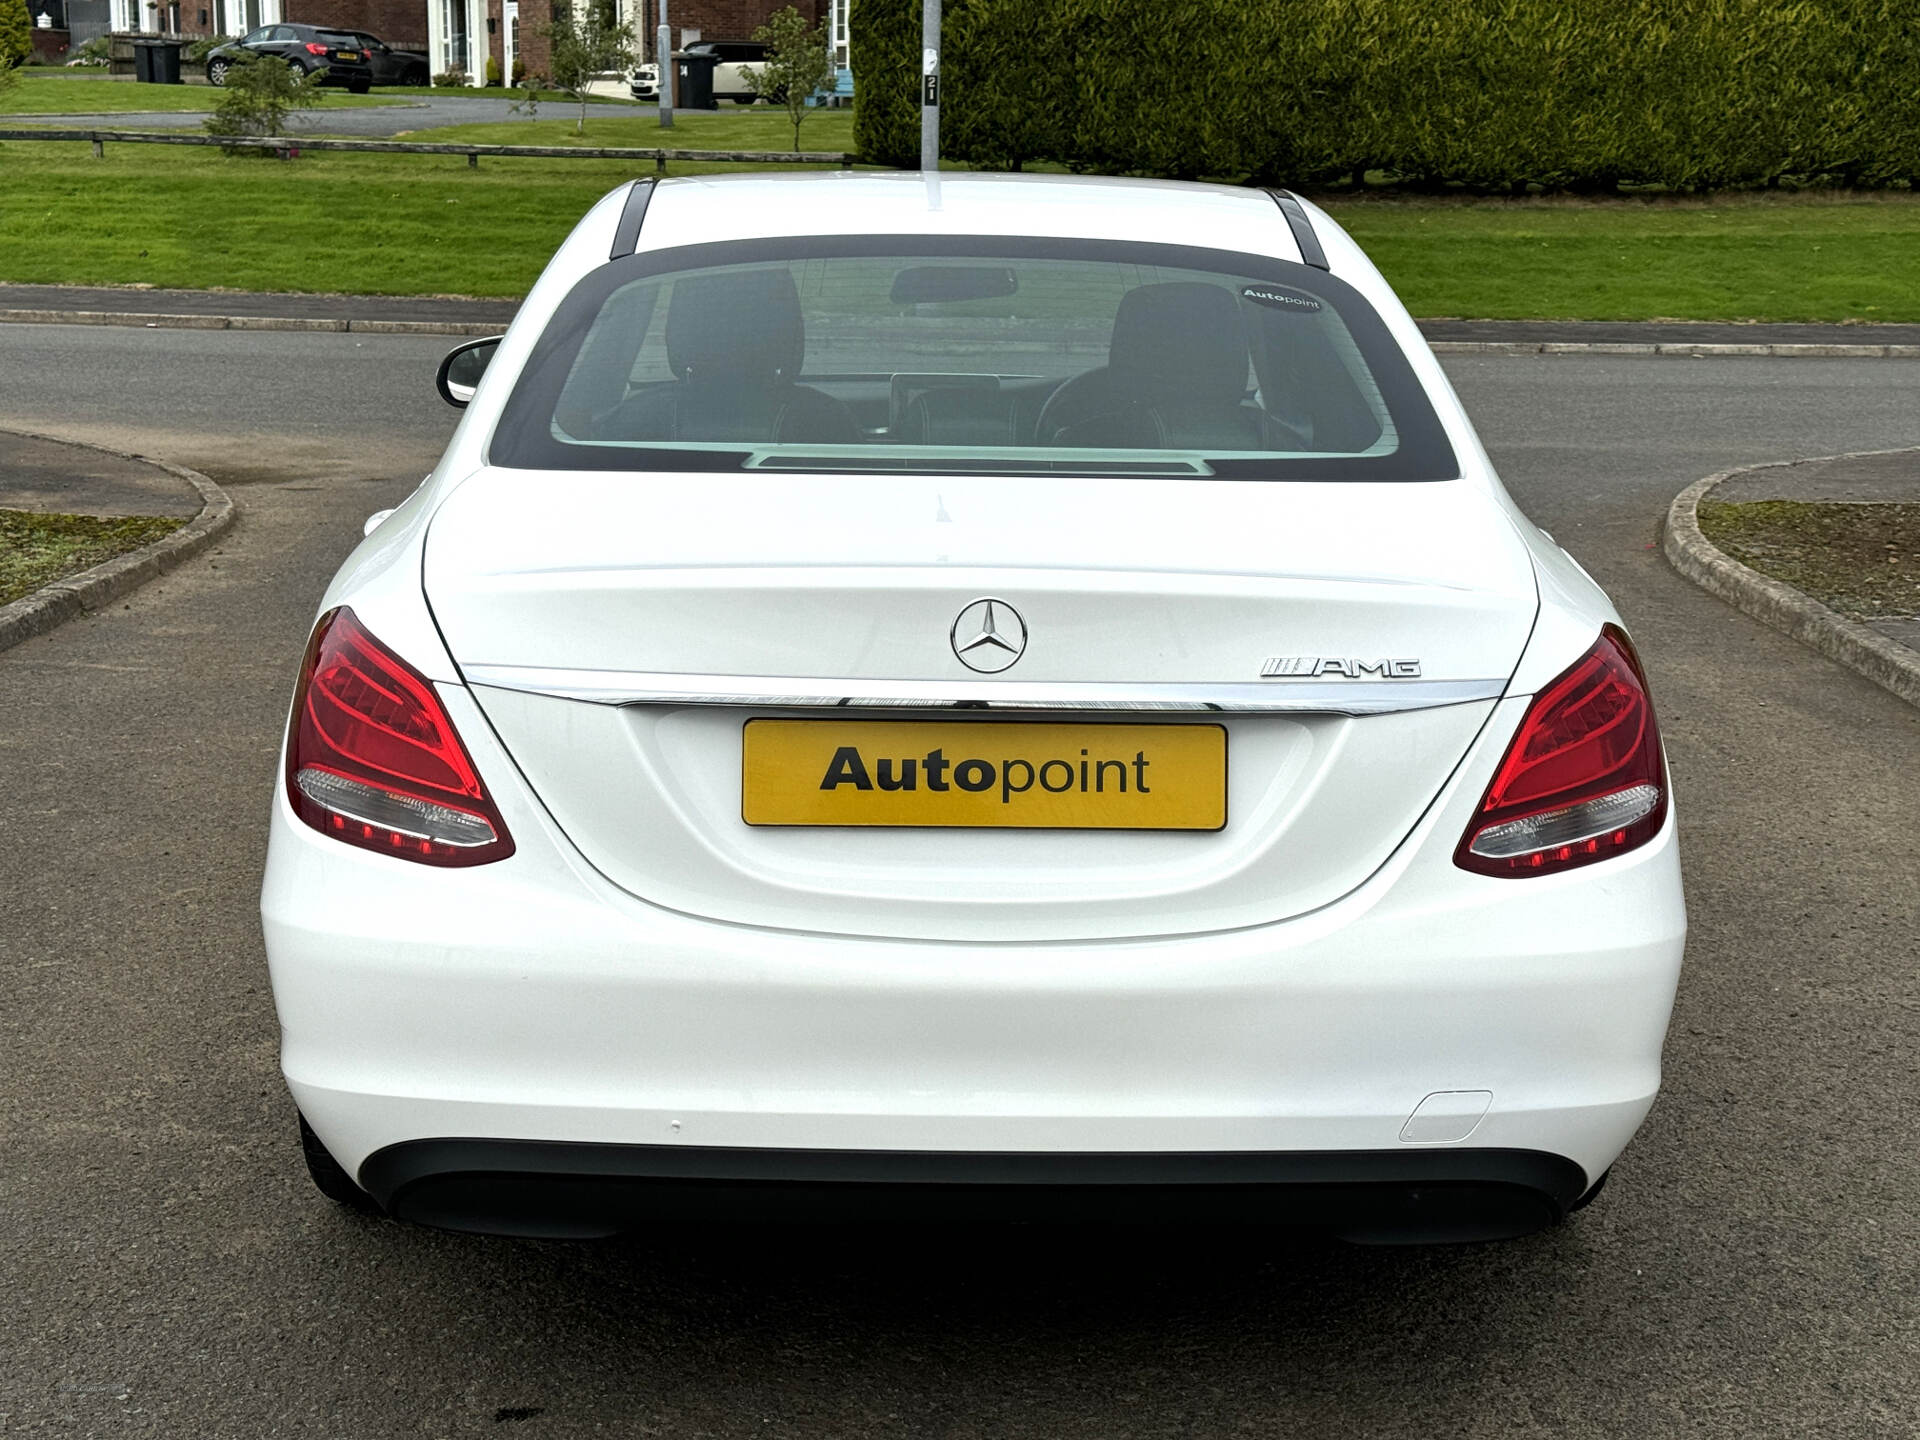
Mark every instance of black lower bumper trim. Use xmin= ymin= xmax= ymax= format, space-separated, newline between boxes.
xmin=359 ymin=1141 xmax=1590 ymax=1245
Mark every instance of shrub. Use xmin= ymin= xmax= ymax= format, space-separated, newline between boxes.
xmin=851 ymin=0 xmax=1920 ymax=191
xmin=66 ymin=34 xmax=111 ymax=66
xmin=848 ymin=0 xmax=916 ymax=167
xmin=433 ymin=65 xmax=469 ymax=87
xmin=748 ymin=5 xmax=833 ymax=152
xmin=0 ymin=0 xmax=31 ymax=71
xmin=485 ymin=54 xmax=500 ymax=85
xmin=542 ymin=3 xmax=632 ymax=134
xmin=203 ymin=50 xmax=321 ymax=152
xmin=183 ymin=33 xmax=233 ymax=66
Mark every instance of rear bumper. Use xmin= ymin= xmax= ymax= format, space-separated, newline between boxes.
xmin=361 ymin=1140 xmax=1590 ymax=1244
xmin=264 ymin=687 xmax=1687 ymax=1235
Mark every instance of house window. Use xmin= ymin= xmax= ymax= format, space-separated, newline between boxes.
xmin=225 ymin=0 xmax=275 ymax=35
xmin=440 ymin=0 xmax=469 ymax=72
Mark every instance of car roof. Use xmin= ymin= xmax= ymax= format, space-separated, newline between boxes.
xmin=638 ymin=172 xmax=1302 ymax=264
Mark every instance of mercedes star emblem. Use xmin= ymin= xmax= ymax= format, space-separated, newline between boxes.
xmin=950 ymin=597 xmax=1028 ymax=673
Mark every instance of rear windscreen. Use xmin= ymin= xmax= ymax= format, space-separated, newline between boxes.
xmin=492 ymin=235 xmax=1458 ymax=481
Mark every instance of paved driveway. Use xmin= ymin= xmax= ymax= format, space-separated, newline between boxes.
xmin=1 ymin=325 xmax=1916 ymax=1437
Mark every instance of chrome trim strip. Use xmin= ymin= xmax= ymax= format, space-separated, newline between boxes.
xmin=463 ymin=665 xmax=1507 ymax=715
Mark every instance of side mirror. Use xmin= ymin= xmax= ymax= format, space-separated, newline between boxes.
xmin=436 ymin=336 xmax=503 ymax=408
xmin=362 ymin=508 xmax=395 ymax=537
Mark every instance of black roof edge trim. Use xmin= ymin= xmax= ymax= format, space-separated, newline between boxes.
xmin=1268 ymin=189 xmax=1329 ymax=271
xmin=608 ymin=178 xmax=657 ymax=261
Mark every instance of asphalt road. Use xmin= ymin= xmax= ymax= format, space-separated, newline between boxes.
xmin=2 ymin=324 xmax=1918 ymax=1437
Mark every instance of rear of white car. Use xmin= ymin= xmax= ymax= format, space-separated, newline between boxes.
xmin=261 ymin=173 xmax=1684 ymax=1242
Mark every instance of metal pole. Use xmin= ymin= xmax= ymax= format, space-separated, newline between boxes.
xmin=657 ymin=0 xmax=673 ymax=128
xmin=920 ymin=0 xmax=939 ymax=171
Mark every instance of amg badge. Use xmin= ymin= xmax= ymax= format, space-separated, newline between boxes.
xmin=1262 ymin=656 xmax=1423 ymax=679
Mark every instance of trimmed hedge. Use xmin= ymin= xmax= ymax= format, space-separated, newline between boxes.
xmin=851 ymin=0 xmax=1920 ymax=190
xmin=0 ymin=0 xmax=32 ymax=71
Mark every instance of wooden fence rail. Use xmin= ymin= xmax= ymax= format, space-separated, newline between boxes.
xmin=0 ymin=128 xmax=858 ymax=170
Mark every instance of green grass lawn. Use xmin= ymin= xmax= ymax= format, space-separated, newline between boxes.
xmin=0 ymin=141 xmax=721 ymax=295
xmin=374 ymin=84 xmax=643 ymax=105
xmin=0 ymin=73 xmax=404 ymax=113
xmin=1330 ymin=192 xmax=1920 ymax=323
xmin=1699 ymin=499 xmax=1920 ymax=619
xmin=0 ymin=509 xmax=184 ymax=606
xmin=0 ymin=109 xmax=1916 ymax=317
xmin=384 ymin=108 xmax=856 ymax=152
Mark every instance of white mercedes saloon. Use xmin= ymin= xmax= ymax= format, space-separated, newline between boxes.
xmin=261 ymin=172 xmax=1686 ymax=1244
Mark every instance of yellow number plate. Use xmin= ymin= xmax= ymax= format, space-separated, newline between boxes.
xmin=742 ymin=720 xmax=1226 ymax=830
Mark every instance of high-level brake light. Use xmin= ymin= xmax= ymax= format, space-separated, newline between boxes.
xmin=1456 ymin=625 xmax=1667 ymax=878
xmin=285 ymin=607 xmax=514 ymax=867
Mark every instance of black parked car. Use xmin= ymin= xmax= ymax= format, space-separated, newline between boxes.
xmin=344 ymin=31 xmax=431 ymax=87
xmin=205 ymin=24 xmax=374 ymax=93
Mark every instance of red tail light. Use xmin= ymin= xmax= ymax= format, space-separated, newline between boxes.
xmin=304 ymin=41 xmax=329 ymax=53
xmin=1456 ymin=625 xmax=1667 ymax=878
xmin=285 ymin=607 xmax=514 ymax=867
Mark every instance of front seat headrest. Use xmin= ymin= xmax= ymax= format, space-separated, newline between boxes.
xmin=1107 ymin=282 xmax=1250 ymax=405
xmin=666 ymin=269 xmax=805 ymax=381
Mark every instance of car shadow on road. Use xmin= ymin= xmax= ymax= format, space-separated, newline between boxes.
xmin=300 ymin=1212 xmax=1583 ymax=1430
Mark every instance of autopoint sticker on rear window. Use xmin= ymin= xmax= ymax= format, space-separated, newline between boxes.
xmin=1241 ymin=284 xmax=1324 ymax=313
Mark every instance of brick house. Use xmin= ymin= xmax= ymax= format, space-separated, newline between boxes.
xmin=55 ymin=0 xmax=417 ymax=51
xmin=57 ymin=0 xmax=224 ymax=46
xmin=287 ymin=0 xmax=427 ymax=47
xmin=284 ymin=0 xmax=839 ymax=88
xmin=629 ymin=0 xmax=829 ymax=55
xmin=64 ymin=0 xmax=314 ymax=44
xmin=41 ymin=0 xmax=845 ymax=83
xmin=73 ymin=0 xmax=426 ymax=49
